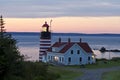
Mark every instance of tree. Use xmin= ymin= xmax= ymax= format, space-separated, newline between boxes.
xmin=0 ymin=15 xmax=23 ymax=80
xmin=100 ymin=47 xmax=106 ymax=53
xmin=0 ymin=15 xmax=59 ymax=80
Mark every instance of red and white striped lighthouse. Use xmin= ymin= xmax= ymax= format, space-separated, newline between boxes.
xmin=39 ymin=21 xmax=51 ymax=62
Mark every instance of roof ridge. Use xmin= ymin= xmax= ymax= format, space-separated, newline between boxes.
xmin=59 ymin=43 xmax=74 ymax=53
xmin=47 ymin=41 xmax=93 ymax=53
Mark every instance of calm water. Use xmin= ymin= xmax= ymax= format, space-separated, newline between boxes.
xmin=11 ymin=32 xmax=120 ymax=61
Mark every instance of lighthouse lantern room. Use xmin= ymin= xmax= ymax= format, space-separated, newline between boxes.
xmin=39 ymin=22 xmax=51 ymax=62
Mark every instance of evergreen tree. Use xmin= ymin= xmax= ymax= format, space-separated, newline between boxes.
xmin=0 ymin=15 xmax=23 ymax=80
xmin=0 ymin=15 xmax=59 ymax=80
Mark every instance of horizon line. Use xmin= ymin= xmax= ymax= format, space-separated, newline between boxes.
xmin=8 ymin=31 xmax=120 ymax=35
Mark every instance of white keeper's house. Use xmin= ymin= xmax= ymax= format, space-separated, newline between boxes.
xmin=46 ymin=38 xmax=96 ymax=65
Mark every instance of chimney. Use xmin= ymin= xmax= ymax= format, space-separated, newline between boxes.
xmin=58 ymin=37 xmax=61 ymax=43
xmin=68 ymin=38 xmax=71 ymax=43
xmin=80 ymin=38 xmax=82 ymax=43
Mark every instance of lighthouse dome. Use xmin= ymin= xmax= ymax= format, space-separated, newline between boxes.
xmin=42 ymin=22 xmax=49 ymax=27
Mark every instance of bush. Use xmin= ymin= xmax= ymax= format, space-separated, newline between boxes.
xmin=21 ymin=61 xmax=48 ymax=80
xmin=111 ymin=57 xmax=120 ymax=61
xmin=96 ymin=58 xmax=108 ymax=61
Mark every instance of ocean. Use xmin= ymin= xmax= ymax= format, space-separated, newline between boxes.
xmin=11 ymin=32 xmax=120 ymax=61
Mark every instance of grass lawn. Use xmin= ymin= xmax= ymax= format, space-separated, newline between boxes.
xmin=66 ymin=60 xmax=120 ymax=69
xmin=49 ymin=66 xmax=83 ymax=80
xmin=48 ymin=59 xmax=120 ymax=80
xmin=102 ymin=70 xmax=120 ymax=80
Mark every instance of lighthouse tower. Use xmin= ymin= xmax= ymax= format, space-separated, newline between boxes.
xmin=39 ymin=22 xmax=51 ymax=62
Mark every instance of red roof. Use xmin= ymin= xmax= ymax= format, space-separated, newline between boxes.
xmin=59 ymin=43 xmax=74 ymax=53
xmin=47 ymin=42 xmax=93 ymax=53
xmin=52 ymin=42 xmax=66 ymax=47
xmin=77 ymin=43 xmax=93 ymax=53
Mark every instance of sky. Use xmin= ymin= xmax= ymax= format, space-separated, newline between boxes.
xmin=1 ymin=0 xmax=120 ymax=33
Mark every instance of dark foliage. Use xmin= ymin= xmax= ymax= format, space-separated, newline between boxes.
xmin=111 ymin=57 xmax=120 ymax=61
xmin=0 ymin=15 xmax=23 ymax=80
xmin=100 ymin=47 xmax=106 ymax=53
xmin=0 ymin=16 xmax=59 ymax=80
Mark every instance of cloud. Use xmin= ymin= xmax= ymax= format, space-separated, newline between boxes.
xmin=0 ymin=0 xmax=120 ymax=18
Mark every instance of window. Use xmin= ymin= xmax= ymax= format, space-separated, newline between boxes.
xmin=71 ymin=50 xmax=73 ymax=54
xmin=51 ymin=56 xmax=52 ymax=60
xmin=54 ymin=56 xmax=59 ymax=61
xmin=62 ymin=57 xmax=64 ymax=62
xmin=88 ymin=57 xmax=90 ymax=61
xmin=42 ymin=27 xmax=47 ymax=32
xmin=48 ymin=56 xmax=50 ymax=60
xmin=68 ymin=57 xmax=71 ymax=63
xmin=59 ymin=57 xmax=61 ymax=62
xmin=77 ymin=50 xmax=80 ymax=54
xmin=80 ymin=57 xmax=82 ymax=62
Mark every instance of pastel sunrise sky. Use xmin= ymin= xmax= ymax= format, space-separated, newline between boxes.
xmin=1 ymin=0 xmax=120 ymax=33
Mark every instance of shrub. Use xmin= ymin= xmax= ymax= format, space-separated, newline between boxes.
xmin=111 ymin=57 xmax=120 ymax=61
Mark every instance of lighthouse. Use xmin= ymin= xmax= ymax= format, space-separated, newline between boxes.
xmin=39 ymin=21 xmax=51 ymax=62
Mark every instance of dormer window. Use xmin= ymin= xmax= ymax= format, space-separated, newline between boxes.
xmin=77 ymin=50 xmax=80 ymax=54
xmin=71 ymin=50 xmax=73 ymax=54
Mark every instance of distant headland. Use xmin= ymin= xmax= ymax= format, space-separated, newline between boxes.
xmin=9 ymin=32 xmax=120 ymax=37
xmin=100 ymin=47 xmax=120 ymax=53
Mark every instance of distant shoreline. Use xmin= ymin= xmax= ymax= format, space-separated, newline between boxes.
xmin=8 ymin=32 xmax=120 ymax=37
xmin=100 ymin=49 xmax=120 ymax=52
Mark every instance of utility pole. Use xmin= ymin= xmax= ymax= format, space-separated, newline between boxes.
xmin=109 ymin=51 xmax=111 ymax=60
